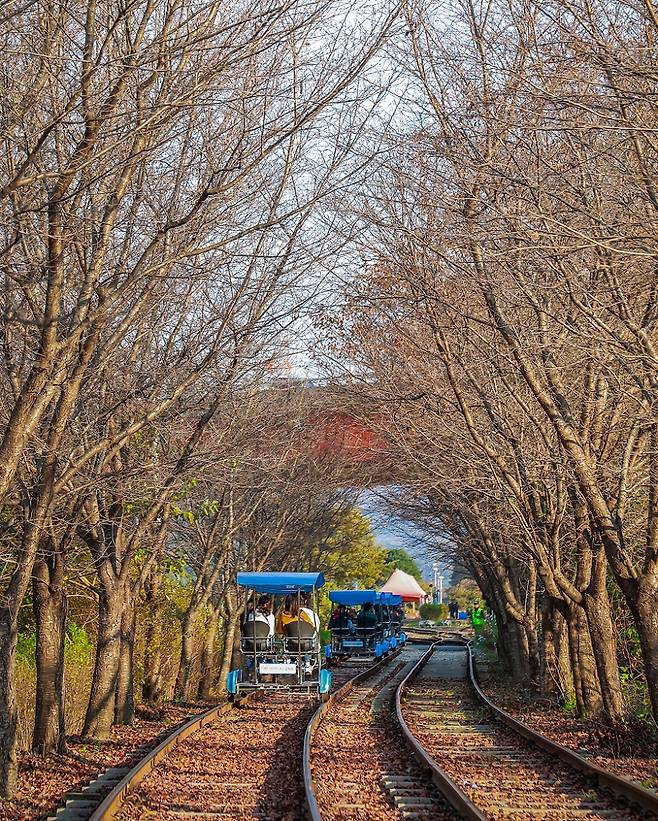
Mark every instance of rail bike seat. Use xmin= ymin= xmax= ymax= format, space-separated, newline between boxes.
xmin=284 ymin=619 xmax=318 ymax=652
xmin=241 ymin=619 xmax=271 ymax=653
xmin=331 ymin=626 xmax=354 ymax=650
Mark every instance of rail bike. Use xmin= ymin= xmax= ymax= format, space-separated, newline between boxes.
xmin=226 ymin=571 xmax=332 ymax=700
xmin=326 ymin=589 xmax=407 ymax=660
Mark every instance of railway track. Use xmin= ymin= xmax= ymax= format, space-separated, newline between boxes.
xmin=397 ymin=642 xmax=658 ymax=821
xmin=83 ymin=655 xmax=397 ymax=820
xmin=305 ymin=642 xmax=460 ymax=820
xmin=113 ymin=693 xmax=312 ymax=819
xmin=306 ymin=640 xmax=658 ymax=821
xmin=63 ymin=637 xmax=658 ymax=820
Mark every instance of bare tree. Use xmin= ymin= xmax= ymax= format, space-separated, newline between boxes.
xmin=321 ymin=0 xmax=658 ymax=728
xmin=0 ymin=0 xmax=400 ymax=795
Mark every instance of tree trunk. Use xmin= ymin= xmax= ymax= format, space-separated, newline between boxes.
xmin=0 ymin=611 xmax=18 ymax=796
xmin=142 ymin=564 xmax=165 ymax=704
xmin=555 ymin=610 xmax=573 ymax=701
xmin=114 ymin=599 xmax=136 ymax=725
xmin=524 ymin=617 xmax=540 ymax=685
xmin=217 ymin=612 xmax=240 ymax=692
xmin=493 ymin=608 xmax=518 ymax=676
xmin=505 ymin=620 xmax=530 ymax=683
xmin=582 ymin=587 xmax=625 ymax=721
xmin=0 ymin=481 xmax=58 ymax=794
xmin=539 ymin=599 xmax=559 ymax=697
xmin=564 ymin=605 xmax=585 ymax=714
xmin=175 ymin=605 xmax=200 ymax=701
xmin=566 ymin=604 xmax=603 ymax=717
xmin=82 ymin=581 xmax=123 ymax=738
xmin=197 ymin=608 xmax=218 ymax=700
xmin=634 ymin=579 xmax=658 ymax=726
xmin=230 ymin=613 xmax=244 ymax=674
xmin=577 ymin=607 xmax=603 ymax=715
xmin=32 ymin=554 xmax=67 ymax=755
xmin=583 ymin=595 xmax=624 ymax=721
xmin=541 ymin=601 xmax=576 ymax=704
xmin=523 ymin=561 xmax=540 ymax=683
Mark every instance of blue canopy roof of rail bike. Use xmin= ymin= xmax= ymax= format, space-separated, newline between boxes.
xmin=236 ymin=571 xmax=325 ymax=593
xmin=379 ymin=592 xmax=402 ymax=605
xmin=329 ymin=589 xmax=379 ymax=605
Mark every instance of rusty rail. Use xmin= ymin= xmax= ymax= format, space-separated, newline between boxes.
xmin=88 ymin=696 xmax=252 ymax=820
xmin=466 ymin=645 xmax=658 ymax=816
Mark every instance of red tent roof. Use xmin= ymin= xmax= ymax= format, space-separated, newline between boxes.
xmin=380 ymin=568 xmax=426 ymax=602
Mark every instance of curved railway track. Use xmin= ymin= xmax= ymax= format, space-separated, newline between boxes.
xmin=113 ymin=693 xmax=311 ymax=819
xmin=397 ymin=642 xmax=658 ymax=821
xmin=87 ymin=655 xmax=400 ymax=820
xmin=306 ymin=640 xmax=658 ymax=821
xmin=82 ymin=637 xmax=658 ymax=821
xmin=305 ymin=641 xmax=459 ymax=820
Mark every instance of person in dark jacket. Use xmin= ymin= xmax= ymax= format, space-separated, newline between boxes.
xmin=356 ymin=601 xmax=377 ymax=628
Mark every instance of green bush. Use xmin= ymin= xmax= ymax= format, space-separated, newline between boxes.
xmin=419 ymin=603 xmax=449 ymax=621
xmin=16 ymin=622 xmax=93 ymax=667
xmin=16 ymin=630 xmax=36 ymax=666
xmin=65 ymin=622 xmax=93 ymax=665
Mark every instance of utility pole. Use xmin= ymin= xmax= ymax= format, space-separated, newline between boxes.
xmin=432 ymin=563 xmax=444 ymax=605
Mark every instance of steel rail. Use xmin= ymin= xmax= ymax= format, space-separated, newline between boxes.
xmin=396 ymin=639 xmax=658 ymax=820
xmin=88 ymin=695 xmax=254 ymax=821
xmin=303 ymin=647 xmax=404 ymax=821
xmin=466 ymin=644 xmax=658 ymax=816
xmin=395 ymin=641 xmax=489 ymax=821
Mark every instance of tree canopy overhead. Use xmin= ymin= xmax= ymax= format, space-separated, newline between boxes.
xmin=3 ymin=0 xmax=658 ymax=808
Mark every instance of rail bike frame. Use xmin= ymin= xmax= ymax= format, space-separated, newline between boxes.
xmin=227 ymin=571 xmax=332 ymax=699
xmin=381 ymin=592 xmax=407 ymax=645
xmin=327 ymin=590 xmax=407 ymax=660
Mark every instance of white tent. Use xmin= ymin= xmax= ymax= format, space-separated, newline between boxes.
xmin=380 ymin=568 xmax=426 ymax=602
